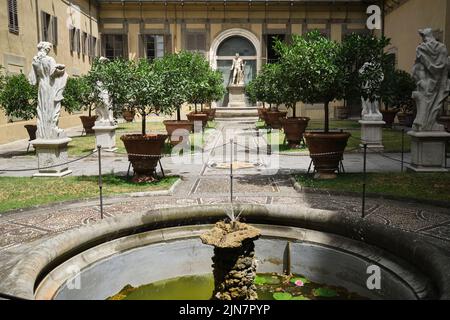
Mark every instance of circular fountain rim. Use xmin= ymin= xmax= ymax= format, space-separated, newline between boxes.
xmin=1 ymin=204 xmax=449 ymax=300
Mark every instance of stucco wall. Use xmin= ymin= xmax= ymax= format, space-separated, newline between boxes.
xmin=0 ymin=0 xmax=99 ymax=144
xmin=385 ymin=0 xmax=449 ymax=72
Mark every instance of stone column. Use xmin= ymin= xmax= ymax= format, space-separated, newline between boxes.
xmin=227 ymin=84 xmax=247 ymax=108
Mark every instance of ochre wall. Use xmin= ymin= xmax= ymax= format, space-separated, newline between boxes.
xmin=0 ymin=0 xmax=99 ymax=144
xmin=385 ymin=0 xmax=449 ymax=73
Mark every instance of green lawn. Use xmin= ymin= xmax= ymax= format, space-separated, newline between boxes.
xmin=259 ymin=119 xmax=411 ymax=153
xmin=0 ymin=175 xmax=179 ymax=213
xmin=295 ymin=173 xmax=450 ymax=203
xmin=68 ymin=121 xmax=216 ymax=156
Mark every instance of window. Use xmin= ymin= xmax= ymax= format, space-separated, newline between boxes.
xmin=143 ymin=35 xmax=164 ymax=61
xmin=69 ymin=27 xmax=80 ymax=53
xmin=186 ymin=32 xmax=206 ymax=54
xmin=7 ymin=0 xmax=19 ymax=34
xmin=41 ymin=11 xmax=57 ymax=45
xmin=89 ymin=36 xmax=98 ymax=58
xmin=217 ymin=36 xmax=256 ymax=57
xmin=266 ymin=34 xmax=285 ymax=63
xmin=82 ymin=32 xmax=88 ymax=55
xmin=103 ymin=34 xmax=127 ymax=59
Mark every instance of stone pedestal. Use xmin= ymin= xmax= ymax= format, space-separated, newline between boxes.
xmin=93 ymin=123 xmax=118 ymax=152
xmin=228 ymin=84 xmax=246 ymax=108
xmin=359 ymin=120 xmax=386 ymax=152
xmin=407 ymin=131 xmax=450 ymax=172
xmin=31 ymin=138 xmax=73 ymax=177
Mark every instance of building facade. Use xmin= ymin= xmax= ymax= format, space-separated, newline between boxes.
xmin=1 ymin=0 xmax=449 ymax=144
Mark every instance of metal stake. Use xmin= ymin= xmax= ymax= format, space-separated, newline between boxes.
xmin=97 ymin=145 xmax=104 ymax=220
xmin=230 ymin=139 xmax=233 ymax=204
xmin=401 ymin=129 xmax=405 ymax=173
xmin=362 ymin=144 xmax=367 ymax=219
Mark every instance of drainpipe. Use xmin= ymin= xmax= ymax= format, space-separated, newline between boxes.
xmin=381 ymin=0 xmax=385 ymax=38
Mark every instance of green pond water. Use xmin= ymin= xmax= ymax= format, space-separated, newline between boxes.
xmin=109 ymin=274 xmax=367 ymax=300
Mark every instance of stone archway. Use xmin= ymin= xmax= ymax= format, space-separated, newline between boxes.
xmin=209 ymin=28 xmax=261 ymax=73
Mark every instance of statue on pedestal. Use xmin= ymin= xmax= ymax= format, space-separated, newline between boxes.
xmin=230 ymin=53 xmax=245 ymax=86
xmin=29 ymin=42 xmax=68 ymax=140
xmin=412 ymin=28 xmax=450 ymax=131
xmin=359 ymin=61 xmax=384 ymax=121
xmin=95 ymin=57 xmax=115 ymax=125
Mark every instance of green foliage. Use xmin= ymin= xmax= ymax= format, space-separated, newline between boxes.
xmin=273 ymin=292 xmax=293 ymax=300
xmin=0 ymin=73 xmax=38 ymax=121
xmin=339 ymin=33 xmax=391 ymax=103
xmin=312 ymin=287 xmax=338 ymax=298
xmin=63 ymin=76 xmax=96 ymax=115
xmin=381 ymin=69 xmax=416 ymax=112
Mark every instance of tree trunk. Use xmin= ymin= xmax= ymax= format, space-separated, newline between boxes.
xmin=292 ymin=103 xmax=297 ymax=119
xmin=324 ymin=101 xmax=330 ymax=133
xmin=88 ymin=105 xmax=92 ymax=117
xmin=177 ymin=107 xmax=181 ymax=121
xmin=142 ymin=110 xmax=146 ymax=136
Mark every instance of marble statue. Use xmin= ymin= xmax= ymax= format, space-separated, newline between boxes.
xmin=412 ymin=28 xmax=450 ymax=131
xmin=359 ymin=61 xmax=383 ymax=121
xmin=95 ymin=57 xmax=115 ymax=125
xmin=231 ymin=53 xmax=245 ymax=85
xmin=29 ymin=42 xmax=68 ymax=140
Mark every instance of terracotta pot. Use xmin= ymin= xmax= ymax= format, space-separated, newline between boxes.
xmin=121 ymin=134 xmax=168 ymax=182
xmin=122 ymin=110 xmax=136 ymax=123
xmin=437 ymin=116 xmax=450 ymax=132
xmin=381 ymin=109 xmax=398 ymax=128
xmin=281 ymin=117 xmax=310 ymax=148
xmin=163 ymin=120 xmax=194 ymax=146
xmin=257 ymin=108 xmax=266 ymax=121
xmin=187 ymin=112 xmax=209 ymax=128
xmin=335 ymin=106 xmax=349 ymax=120
xmin=266 ymin=111 xmax=287 ymax=129
xmin=304 ymin=132 xmax=351 ymax=179
xmin=202 ymin=109 xmax=217 ymax=121
xmin=24 ymin=125 xmax=37 ymax=141
xmin=397 ymin=113 xmax=415 ymax=127
xmin=79 ymin=116 xmax=97 ymax=134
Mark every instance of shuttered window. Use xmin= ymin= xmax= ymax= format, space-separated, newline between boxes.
xmin=102 ymin=34 xmax=127 ymax=59
xmin=41 ymin=11 xmax=58 ymax=46
xmin=7 ymin=0 xmax=19 ymax=34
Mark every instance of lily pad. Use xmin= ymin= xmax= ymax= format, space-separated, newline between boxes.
xmin=273 ymin=292 xmax=293 ymax=300
xmin=313 ymin=287 xmax=338 ymax=298
xmin=291 ymin=295 xmax=311 ymax=300
xmin=254 ymin=275 xmax=281 ymax=285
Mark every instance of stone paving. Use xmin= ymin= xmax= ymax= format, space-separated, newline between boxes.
xmin=0 ymin=120 xmax=449 ymax=255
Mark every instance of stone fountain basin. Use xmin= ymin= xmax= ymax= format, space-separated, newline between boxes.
xmin=1 ymin=205 xmax=449 ymax=300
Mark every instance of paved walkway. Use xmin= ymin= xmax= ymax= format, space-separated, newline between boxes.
xmin=0 ymin=120 xmax=449 ymax=253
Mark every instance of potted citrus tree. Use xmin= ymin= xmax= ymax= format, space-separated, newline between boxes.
xmin=155 ymin=52 xmax=195 ymax=145
xmin=246 ymin=71 xmax=268 ymax=122
xmin=0 ymin=73 xmax=38 ymax=141
xmin=64 ymin=76 xmax=98 ymax=134
xmin=381 ymin=70 xmax=416 ymax=127
xmin=287 ymin=31 xmax=350 ymax=179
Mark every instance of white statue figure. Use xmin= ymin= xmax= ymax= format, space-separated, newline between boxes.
xmin=29 ymin=42 xmax=68 ymax=139
xmin=231 ymin=53 xmax=245 ymax=85
xmin=412 ymin=28 xmax=450 ymax=131
xmin=95 ymin=57 xmax=114 ymax=125
xmin=359 ymin=61 xmax=384 ymax=121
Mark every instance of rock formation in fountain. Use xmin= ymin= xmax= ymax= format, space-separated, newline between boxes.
xmin=200 ymin=220 xmax=261 ymax=300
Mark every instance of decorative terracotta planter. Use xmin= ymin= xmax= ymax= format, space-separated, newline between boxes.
xmin=203 ymin=109 xmax=216 ymax=121
xmin=304 ymin=132 xmax=351 ymax=179
xmin=281 ymin=117 xmax=310 ymax=148
xmin=335 ymin=106 xmax=349 ymax=120
xmin=24 ymin=125 xmax=37 ymax=141
xmin=120 ymin=134 xmax=168 ymax=183
xmin=437 ymin=116 xmax=450 ymax=132
xmin=187 ymin=112 xmax=209 ymax=128
xmin=163 ymin=120 xmax=194 ymax=146
xmin=79 ymin=116 xmax=97 ymax=134
xmin=122 ymin=110 xmax=136 ymax=123
xmin=266 ymin=111 xmax=287 ymax=129
xmin=397 ymin=113 xmax=415 ymax=127
xmin=257 ymin=108 xmax=267 ymax=121
xmin=381 ymin=110 xmax=398 ymax=128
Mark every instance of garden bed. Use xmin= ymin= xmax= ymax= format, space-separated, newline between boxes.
xmin=0 ymin=175 xmax=179 ymax=213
